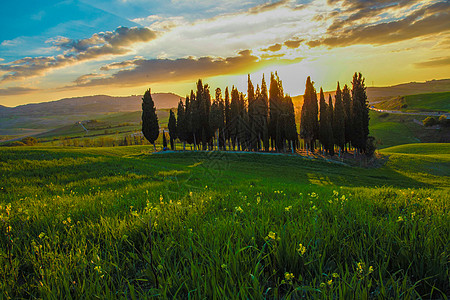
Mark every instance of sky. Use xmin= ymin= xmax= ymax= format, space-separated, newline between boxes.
xmin=0 ymin=0 xmax=449 ymax=107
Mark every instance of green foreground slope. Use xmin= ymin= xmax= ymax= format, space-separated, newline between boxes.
xmin=0 ymin=146 xmax=448 ymax=298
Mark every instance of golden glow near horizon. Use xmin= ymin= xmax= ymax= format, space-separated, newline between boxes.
xmin=1 ymin=0 xmax=449 ymax=106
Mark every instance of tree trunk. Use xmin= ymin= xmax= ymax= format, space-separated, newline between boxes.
xmin=183 ymin=141 xmax=186 ymax=151
xmin=193 ymin=133 xmax=197 ymax=150
xmin=290 ymin=140 xmax=294 ymax=154
xmin=153 ymin=143 xmax=156 ymax=152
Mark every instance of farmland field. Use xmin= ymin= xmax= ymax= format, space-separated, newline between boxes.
xmin=1 ymin=145 xmax=448 ymax=298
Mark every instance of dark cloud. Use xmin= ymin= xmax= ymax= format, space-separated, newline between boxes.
xmin=74 ymin=50 xmax=303 ymax=87
xmin=414 ymin=56 xmax=450 ymax=68
xmin=284 ymin=39 xmax=304 ymax=48
xmin=309 ymin=1 xmax=450 ymax=48
xmin=0 ymin=27 xmax=157 ymax=82
xmin=0 ymin=86 xmax=37 ymax=95
xmin=262 ymin=43 xmax=282 ymax=52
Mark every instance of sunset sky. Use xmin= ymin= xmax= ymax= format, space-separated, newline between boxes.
xmin=0 ymin=0 xmax=449 ymax=107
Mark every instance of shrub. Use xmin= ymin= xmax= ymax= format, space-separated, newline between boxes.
xmin=21 ymin=136 xmax=38 ymax=146
xmin=423 ymin=116 xmax=437 ymax=127
xmin=438 ymin=115 xmax=449 ymax=127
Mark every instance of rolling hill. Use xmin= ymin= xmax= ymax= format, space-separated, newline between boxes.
xmin=373 ymin=91 xmax=450 ymax=113
xmin=366 ymin=78 xmax=450 ymax=102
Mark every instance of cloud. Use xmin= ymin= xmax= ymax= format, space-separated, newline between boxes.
xmin=308 ymin=1 xmax=450 ymax=48
xmin=262 ymin=43 xmax=282 ymax=52
xmin=0 ymin=87 xmax=37 ymax=96
xmin=0 ymin=27 xmax=158 ymax=82
xmin=74 ymin=50 xmax=303 ymax=87
xmin=284 ymin=39 xmax=304 ymax=48
xmin=414 ymin=56 xmax=450 ymax=68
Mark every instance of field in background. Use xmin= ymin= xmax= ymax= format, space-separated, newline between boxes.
xmin=373 ymin=91 xmax=450 ymax=113
xmin=0 ymin=145 xmax=448 ymax=298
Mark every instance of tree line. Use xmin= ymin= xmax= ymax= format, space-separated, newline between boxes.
xmin=142 ymin=72 xmax=373 ymax=157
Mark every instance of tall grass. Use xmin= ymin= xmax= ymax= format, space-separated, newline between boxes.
xmin=1 ymin=147 xmax=448 ymax=298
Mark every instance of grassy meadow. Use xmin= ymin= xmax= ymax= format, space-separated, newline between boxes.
xmin=1 ymin=144 xmax=449 ymax=298
xmin=373 ymin=91 xmax=450 ymax=113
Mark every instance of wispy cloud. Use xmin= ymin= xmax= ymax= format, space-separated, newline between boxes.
xmin=0 ymin=86 xmax=37 ymax=95
xmin=73 ymin=50 xmax=303 ymax=87
xmin=414 ymin=56 xmax=450 ymax=68
xmin=0 ymin=27 xmax=157 ymax=82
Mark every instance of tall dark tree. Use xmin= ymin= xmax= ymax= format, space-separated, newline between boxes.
xmin=333 ymin=82 xmax=345 ymax=156
xmin=176 ymin=99 xmax=187 ymax=150
xmin=284 ymin=95 xmax=298 ymax=153
xmin=327 ymin=94 xmax=335 ymax=156
xmin=168 ymin=109 xmax=177 ymax=150
xmin=351 ymin=72 xmax=369 ymax=153
xmin=224 ymin=87 xmax=231 ymax=149
xmin=342 ymin=84 xmax=352 ymax=152
xmin=300 ymin=76 xmax=318 ymax=153
xmin=269 ymin=72 xmax=284 ymax=151
xmin=247 ymin=74 xmax=257 ymax=151
xmin=318 ymin=88 xmax=329 ymax=153
xmin=162 ymin=130 xmax=168 ymax=150
xmin=142 ymin=89 xmax=159 ymax=151
xmin=230 ymin=86 xmax=240 ymax=150
xmin=260 ymin=75 xmax=270 ymax=151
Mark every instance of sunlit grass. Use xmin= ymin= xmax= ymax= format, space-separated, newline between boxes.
xmin=0 ymin=146 xmax=448 ymax=298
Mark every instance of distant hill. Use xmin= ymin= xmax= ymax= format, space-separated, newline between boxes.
xmin=0 ymin=93 xmax=183 ymax=117
xmin=367 ymin=79 xmax=450 ymax=101
xmin=373 ymin=91 xmax=450 ymax=113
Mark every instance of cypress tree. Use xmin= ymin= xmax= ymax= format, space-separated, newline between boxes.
xmin=230 ymin=86 xmax=240 ymax=150
xmin=247 ymin=74 xmax=257 ymax=151
xmin=261 ymin=75 xmax=269 ymax=151
xmin=327 ymin=94 xmax=335 ymax=156
xmin=168 ymin=109 xmax=177 ymax=150
xmin=162 ymin=130 xmax=168 ymax=150
xmin=300 ymin=77 xmax=317 ymax=154
xmin=333 ymin=82 xmax=345 ymax=156
xmin=342 ymin=84 xmax=352 ymax=152
xmin=351 ymin=73 xmax=369 ymax=153
xmin=176 ymin=99 xmax=187 ymax=150
xmin=318 ymin=88 xmax=328 ymax=154
xmin=142 ymin=89 xmax=159 ymax=151
xmin=224 ymin=87 xmax=231 ymax=149
xmin=284 ymin=95 xmax=298 ymax=153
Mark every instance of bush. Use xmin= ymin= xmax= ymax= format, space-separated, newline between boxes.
xmin=21 ymin=136 xmax=38 ymax=146
xmin=438 ymin=115 xmax=449 ymax=127
xmin=365 ymin=136 xmax=377 ymax=158
xmin=423 ymin=117 xmax=437 ymax=127
xmin=10 ymin=141 xmax=25 ymax=146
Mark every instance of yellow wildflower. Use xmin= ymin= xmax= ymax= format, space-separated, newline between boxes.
xmin=39 ymin=232 xmax=45 ymax=239
xmin=368 ymin=266 xmax=374 ymax=274
xmin=285 ymin=272 xmax=294 ymax=281
xmin=266 ymin=231 xmax=277 ymax=240
xmin=297 ymin=243 xmax=306 ymax=256
xmin=235 ymin=206 xmax=243 ymax=213
xmin=397 ymin=216 xmax=404 ymax=222
xmin=327 ymin=279 xmax=333 ymax=286
xmin=285 ymin=206 xmax=292 ymax=212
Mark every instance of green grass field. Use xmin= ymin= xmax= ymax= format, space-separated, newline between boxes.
xmin=1 ymin=145 xmax=448 ymax=298
xmin=369 ymin=111 xmax=449 ymax=148
xmin=374 ymin=91 xmax=450 ymax=113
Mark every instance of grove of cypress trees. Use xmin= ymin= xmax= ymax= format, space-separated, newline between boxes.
xmin=168 ymin=109 xmax=177 ymax=150
xmin=142 ymin=89 xmax=159 ymax=151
